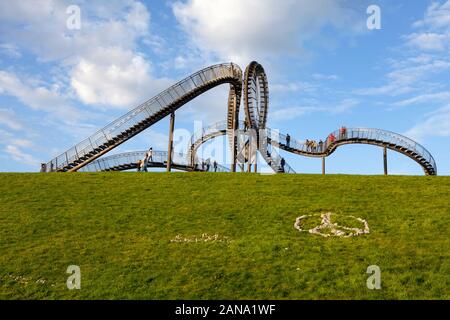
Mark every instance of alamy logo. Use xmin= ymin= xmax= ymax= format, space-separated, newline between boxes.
xmin=367 ymin=5 xmax=381 ymax=30
xmin=66 ymin=265 xmax=81 ymax=290
xmin=366 ymin=265 xmax=381 ymax=289
xmin=66 ymin=5 xmax=81 ymax=30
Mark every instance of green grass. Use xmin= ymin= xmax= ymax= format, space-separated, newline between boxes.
xmin=0 ymin=172 xmax=449 ymax=299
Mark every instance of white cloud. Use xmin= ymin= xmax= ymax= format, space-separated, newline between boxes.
xmin=0 ymin=43 xmax=21 ymax=58
xmin=405 ymin=104 xmax=450 ymax=141
xmin=357 ymin=1 xmax=450 ymax=97
xmin=406 ymin=32 xmax=448 ymax=51
xmin=0 ymin=110 xmax=37 ymax=164
xmin=70 ymin=47 xmax=172 ymax=108
xmin=393 ymin=92 xmax=450 ymax=107
xmin=353 ymin=2 xmax=450 ymax=143
xmin=270 ymin=98 xmax=359 ymax=121
xmin=312 ymin=73 xmax=339 ymax=81
xmin=0 ymin=1 xmax=180 ymax=170
xmin=271 ymin=82 xmax=317 ymax=94
xmin=0 ymin=108 xmax=24 ymax=131
xmin=0 ymin=1 xmax=173 ymax=111
xmin=356 ymin=57 xmax=450 ymax=96
xmin=270 ymin=106 xmax=321 ymax=121
xmin=407 ymin=1 xmax=450 ymax=52
xmin=172 ymin=0 xmax=363 ymax=65
xmin=176 ymin=85 xmax=230 ymax=124
xmin=124 ymin=1 xmax=151 ymax=35
xmin=10 ymin=138 xmax=33 ymax=148
xmin=0 ymin=1 xmax=151 ymax=62
xmin=4 ymin=144 xmax=38 ymax=166
xmin=0 ymin=70 xmax=85 ymax=121
xmin=412 ymin=1 xmax=450 ymax=30
xmin=333 ymin=98 xmax=359 ymax=113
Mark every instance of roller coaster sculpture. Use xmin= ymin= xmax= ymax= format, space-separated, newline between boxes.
xmin=43 ymin=61 xmax=437 ymax=176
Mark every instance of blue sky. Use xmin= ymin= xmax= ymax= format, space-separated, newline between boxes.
xmin=1 ymin=0 xmax=450 ymax=175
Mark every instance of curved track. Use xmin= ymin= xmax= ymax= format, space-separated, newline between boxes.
xmin=244 ymin=61 xmax=269 ymax=129
xmin=268 ymin=127 xmax=437 ymax=176
xmin=188 ymin=121 xmax=437 ymax=175
xmin=45 ymin=63 xmax=242 ymax=172
xmin=46 ymin=60 xmax=437 ymax=175
xmin=80 ymin=150 xmax=229 ymax=173
xmin=187 ymin=121 xmax=295 ymax=173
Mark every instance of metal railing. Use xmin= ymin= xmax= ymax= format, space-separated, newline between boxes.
xmin=187 ymin=120 xmax=247 ymax=165
xmin=261 ymin=142 xmax=296 ymax=173
xmin=79 ymin=150 xmax=229 ymax=173
xmin=259 ymin=129 xmax=295 ymax=173
xmin=46 ymin=63 xmax=242 ymax=172
xmin=188 ymin=121 xmax=296 ymax=173
xmin=270 ymin=127 xmax=437 ymax=174
xmin=187 ymin=123 xmax=437 ymax=175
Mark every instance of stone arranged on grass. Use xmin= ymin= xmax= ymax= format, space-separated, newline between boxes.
xmin=294 ymin=212 xmax=369 ymax=238
xmin=170 ymin=233 xmax=231 ymax=243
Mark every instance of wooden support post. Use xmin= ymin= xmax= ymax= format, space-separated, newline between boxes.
xmin=247 ymin=144 xmax=257 ymax=173
xmin=247 ymin=142 xmax=251 ymax=173
xmin=383 ymin=146 xmax=388 ymax=175
xmin=167 ymin=112 xmax=175 ymax=172
xmin=322 ymin=157 xmax=326 ymax=175
xmin=231 ymin=142 xmax=237 ymax=172
xmin=254 ymin=129 xmax=259 ymax=173
xmin=231 ymin=132 xmax=237 ymax=172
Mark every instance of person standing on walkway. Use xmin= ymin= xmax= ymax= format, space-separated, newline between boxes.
xmin=280 ymin=157 xmax=285 ymax=171
xmin=286 ymin=134 xmax=291 ymax=148
xmin=319 ymin=140 xmax=324 ymax=152
xmin=339 ymin=126 xmax=347 ymax=139
xmin=143 ymin=147 xmax=153 ymax=172
xmin=328 ymin=133 xmax=336 ymax=144
xmin=213 ymin=160 xmax=218 ymax=172
xmin=312 ymin=140 xmax=318 ymax=152
xmin=147 ymin=147 xmax=153 ymax=162
xmin=142 ymin=155 xmax=149 ymax=172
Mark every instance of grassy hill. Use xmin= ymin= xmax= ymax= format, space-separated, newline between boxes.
xmin=0 ymin=172 xmax=449 ymax=299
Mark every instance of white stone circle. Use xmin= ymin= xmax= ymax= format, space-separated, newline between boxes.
xmin=294 ymin=212 xmax=370 ymax=238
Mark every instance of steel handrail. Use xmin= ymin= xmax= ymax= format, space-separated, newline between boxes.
xmin=80 ymin=150 xmax=229 ymax=173
xmin=46 ymin=63 xmax=242 ymax=172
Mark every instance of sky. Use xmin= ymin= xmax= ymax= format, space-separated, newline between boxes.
xmin=0 ymin=0 xmax=450 ymax=175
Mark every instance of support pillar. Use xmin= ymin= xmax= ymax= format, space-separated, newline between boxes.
xmin=231 ymin=132 xmax=237 ymax=172
xmin=383 ymin=146 xmax=388 ymax=175
xmin=322 ymin=157 xmax=326 ymax=175
xmin=167 ymin=112 xmax=175 ymax=172
xmin=246 ymin=142 xmax=251 ymax=173
xmin=254 ymin=129 xmax=259 ymax=173
xmin=247 ymin=143 xmax=258 ymax=173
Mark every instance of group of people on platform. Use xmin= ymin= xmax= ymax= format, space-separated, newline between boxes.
xmin=194 ymin=158 xmax=218 ymax=172
xmin=305 ymin=139 xmax=323 ymax=152
xmin=137 ymin=147 xmax=153 ymax=172
xmin=136 ymin=148 xmax=219 ymax=172
xmin=284 ymin=126 xmax=347 ymax=153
